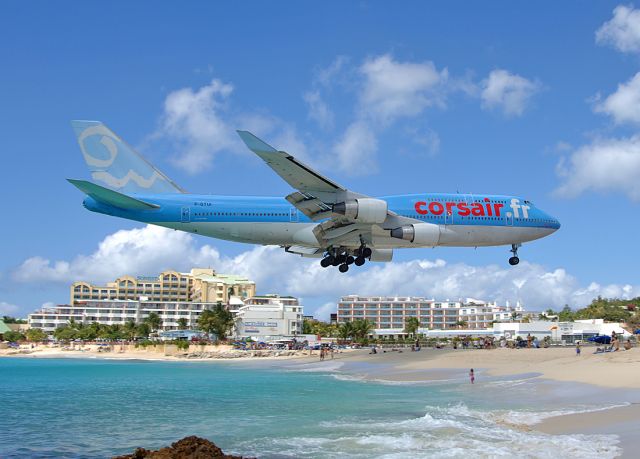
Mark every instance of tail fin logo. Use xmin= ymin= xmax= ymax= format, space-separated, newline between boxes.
xmin=72 ymin=120 xmax=184 ymax=194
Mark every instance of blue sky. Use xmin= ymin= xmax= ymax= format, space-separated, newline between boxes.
xmin=2 ymin=1 xmax=640 ymax=318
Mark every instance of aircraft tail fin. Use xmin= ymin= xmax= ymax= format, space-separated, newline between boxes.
xmin=70 ymin=120 xmax=185 ymax=194
xmin=67 ymin=179 xmax=160 ymax=210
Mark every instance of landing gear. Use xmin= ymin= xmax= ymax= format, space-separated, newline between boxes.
xmin=508 ymin=244 xmax=521 ymax=266
xmin=319 ymin=244 xmax=371 ymax=272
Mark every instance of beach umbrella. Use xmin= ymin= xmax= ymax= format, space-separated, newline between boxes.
xmin=635 ymin=329 xmax=640 ymax=335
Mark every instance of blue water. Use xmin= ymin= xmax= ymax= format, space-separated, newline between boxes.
xmin=0 ymin=358 xmax=625 ymax=458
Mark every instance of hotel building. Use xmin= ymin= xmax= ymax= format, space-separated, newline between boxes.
xmin=337 ymin=295 xmax=524 ymax=337
xmin=70 ymin=268 xmax=256 ymax=305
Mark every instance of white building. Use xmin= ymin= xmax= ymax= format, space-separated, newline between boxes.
xmin=492 ymin=319 xmax=631 ymax=343
xmin=232 ymin=295 xmax=303 ymax=339
xmin=28 ymin=299 xmax=219 ymax=333
xmin=337 ymin=295 xmax=524 ymax=337
xmin=28 ymin=294 xmax=304 ymax=338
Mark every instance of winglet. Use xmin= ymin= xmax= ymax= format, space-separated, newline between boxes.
xmin=236 ymin=130 xmax=279 ymax=154
xmin=68 ymin=179 xmax=160 ymax=210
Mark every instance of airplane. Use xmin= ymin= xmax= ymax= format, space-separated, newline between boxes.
xmin=68 ymin=120 xmax=560 ymax=272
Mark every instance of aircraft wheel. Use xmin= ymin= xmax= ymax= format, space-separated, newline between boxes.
xmin=339 ymin=264 xmax=349 ymax=273
xmin=508 ymin=256 xmax=520 ymax=266
xmin=320 ymin=257 xmax=332 ymax=268
xmin=346 ymin=255 xmax=355 ymax=265
xmin=354 ymin=256 xmax=366 ymax=266
xmin=362 ymin=247 xmax=372 ymax=258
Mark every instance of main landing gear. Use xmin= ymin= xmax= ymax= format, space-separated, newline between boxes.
xmin=320 ymin=245 xmax=372 ymax=273
xmin=509 ymin=243 xmax=521 ymax=266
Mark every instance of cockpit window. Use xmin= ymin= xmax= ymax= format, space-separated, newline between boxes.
xmin=524 ymin=200 xmax=534 ymax=206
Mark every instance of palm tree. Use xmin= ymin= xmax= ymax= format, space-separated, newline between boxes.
xmin=197 ymin=303 xmax=234 ymax=341
xmin=352 ymin=319 xmax=374 ymax=340
xmin=455 ymin=320 xmax=468 ymax=330
xmin=145 ymin=312 xmax=162 ymax=332
xmin=404 ymin=317 xmax=420 ymax=337
xmin=123 ymin=320 xmax=137 ymax=340
xmin=337 ymin=321 xmax=355 ymax=341
xmin=177 ymin=318 xmax=188 ymax=330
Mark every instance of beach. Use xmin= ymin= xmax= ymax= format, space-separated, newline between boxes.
xmin=2 ymin=344 xmax=639 ymax=457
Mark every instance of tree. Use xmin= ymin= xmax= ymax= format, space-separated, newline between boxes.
xmin=3 ymin=330 xmax=25 ymax=342
xmin=2 ymin=316 xmax=27 ymax=324
xmin=337 ymin=321 xmax=355 ymax=341
xmin=123 ymin=320 xmax=138 ymax=340
xmin=455 ymin=320 xmax=468 ymax=330
xmin=144 ymin=312 xmax=162 ymax=332
xmin=352 ymin=319 xmax=374 ymax=340
xmin=198 ymin=303 xmax=234 ymax=341
xmin=53 ymin=326 xmax=77 ymax=341
xmin=404 ymin=317 xmax=420 ymax=337
xmin=136 ymin=322 xmax=151 ymax=338
xmin=26 ymin=328 xmax=48 ymax=342
xmin=558 ymin=305 xmax=575 ymax=322
xmin=177 ymin=318 xmax=188 ymax=330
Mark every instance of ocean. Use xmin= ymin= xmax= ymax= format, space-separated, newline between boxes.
xmin=0 ymin=357 xmax=626 ymax=458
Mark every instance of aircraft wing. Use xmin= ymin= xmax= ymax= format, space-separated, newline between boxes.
xmin=237 ymin=131 xmax=416 ymax=249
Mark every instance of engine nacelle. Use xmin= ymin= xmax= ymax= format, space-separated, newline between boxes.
xmin=332 ymin=198 xmax=388 ymax=224
xmin=369 ymin=248 xmax=393 ymax=262
xmin=390 ymin=223 xmax=440 ymax=246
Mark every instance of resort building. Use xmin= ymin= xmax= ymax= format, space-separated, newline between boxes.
xmin=232 ymin=295 xmax=304 ymax=338
xmin=492 ymin=319 xmax=631 ymax=343
xmin=28 ymin=299 xmax=220 ymax=333
xmin=337 ymin=295 xmax=524 ymax=337
xmin=70 ymin=268 xmax=256 ymax=305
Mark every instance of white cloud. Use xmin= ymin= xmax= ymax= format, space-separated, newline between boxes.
xmin=481 ymin=69 xmax=540 ymax=117
xmin=554 ymin=135 xmax=640 ymax=200
xmin=596 ymin=5 xmax=640 ymax=53
xmin=13 ymin=225 xmax=224 ymax=284
xmin=359 ymin=54 xmax=448 ymax=124
xmin=303 ymin=90 xmax=334 ymax=129
xmin=159 ymin=78 xmax=237 ymax=174
xmin=594 ymin=72 xmax=640 ymax=125
xmin=12 ymin=225 xmax=640 ymax=315
xmin=0 ymin=301 xmax=20 ymax=316
xmin=332 ymin=121 xmax=378 ymax=173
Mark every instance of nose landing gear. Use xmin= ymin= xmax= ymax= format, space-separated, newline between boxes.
xmin=509 ymin=244 xmax=521 ymax=266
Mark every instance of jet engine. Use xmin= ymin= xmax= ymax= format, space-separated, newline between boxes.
xmin=369 ymin=248 xmax=393 ymax=262
xmin=390 ymin=223 xmax=440 ymax=246
xmin=332 ymin=198 xmax=388 ymax=224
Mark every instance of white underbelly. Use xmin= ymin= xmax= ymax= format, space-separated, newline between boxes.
xmin=151 ymin=221 xmax=555 ymax=249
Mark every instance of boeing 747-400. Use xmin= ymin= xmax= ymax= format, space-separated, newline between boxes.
xmin=68 ymin=121 xmax=560 ymax=272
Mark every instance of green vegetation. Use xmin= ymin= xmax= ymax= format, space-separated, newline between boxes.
xmin=302 ymin=319 xmax=338 ymax=337
xmin=2 ymin=316 xmax=27 ymax=324
xmin=144 ymin=312 xmax=162 ymax=332
xmin=25 ymin=328 xmax=47 ymax=342
xmin=177 ymin=318 xmax=188 ymax=330
xmin=545 ymin=297 xmax=639 ymax=323
xmin=197 ymin=303 xmax=234 ymax=341
xmin=3 ymin=330 xmax=25 ymax=342
xmin=404 ymin=317 xmax=420 ymax=337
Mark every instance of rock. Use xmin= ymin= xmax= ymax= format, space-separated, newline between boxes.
xmin=112 ymin=435 xmax=251 ymax=459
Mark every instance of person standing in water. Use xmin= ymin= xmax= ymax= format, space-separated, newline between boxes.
xmin=469 ymin=368 xmax=475 ymax=384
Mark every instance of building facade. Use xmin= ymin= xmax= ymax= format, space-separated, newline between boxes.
xmin=28 ymin=299 xmax=219 ymax=333
xmin=337 ymin=295 xmax=524 ymax=337
xmin=232 ymin=295 xmax=304 ymax=338
xmin=70 ymin=268 xmax=256 ymax=305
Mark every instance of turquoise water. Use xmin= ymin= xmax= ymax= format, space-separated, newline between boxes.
xmin=0 ymin=358 xmax=625 ymax=458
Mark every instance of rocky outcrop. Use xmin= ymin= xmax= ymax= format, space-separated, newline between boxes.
xmin=112 ymin=436 xmax=251 ymax=459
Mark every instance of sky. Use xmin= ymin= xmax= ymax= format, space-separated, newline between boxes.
xmin=2 ymin=1 xmax=640 ymax=319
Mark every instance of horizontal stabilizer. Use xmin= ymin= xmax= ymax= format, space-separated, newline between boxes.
xmin=67 ymin=179 xmax=159 ymax=210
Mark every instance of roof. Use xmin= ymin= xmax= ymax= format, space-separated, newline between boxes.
xmin=0 ymin=320 xmax=11 ymax=334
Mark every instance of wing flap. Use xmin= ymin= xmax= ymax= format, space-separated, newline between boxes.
xmin=68 ymin=179 xmax=160 ymax=210
xmin=285 ymin=191 xmax=333 ymax=221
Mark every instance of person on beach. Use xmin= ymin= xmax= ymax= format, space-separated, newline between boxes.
xmin=575 ymin=342 xmax=581 ymax=356
xmin=469 ymin=368 xmax=475 ymax=384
